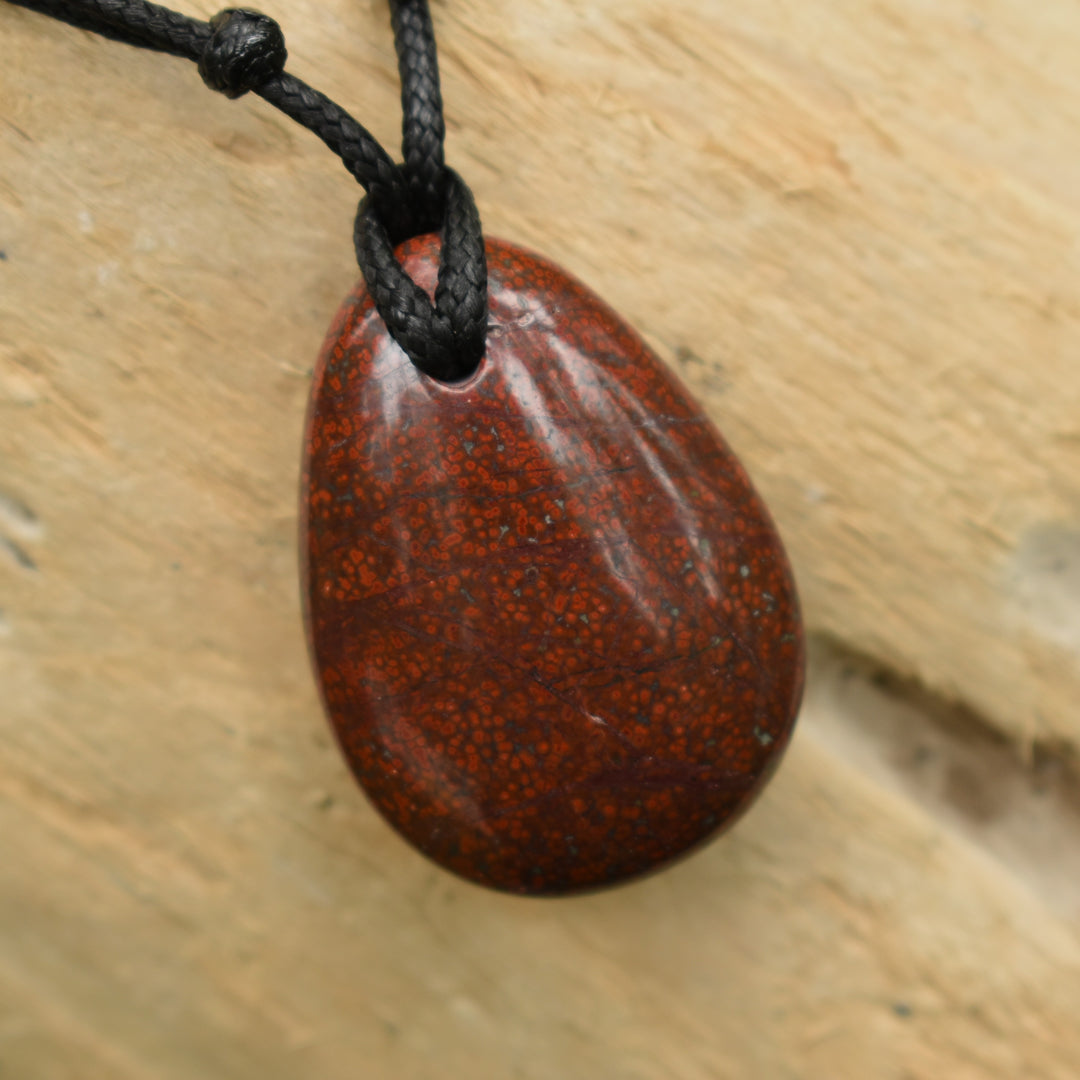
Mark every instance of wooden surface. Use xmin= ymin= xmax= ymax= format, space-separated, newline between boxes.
xmin=2 ymin=1 xmax=1079 ymax=1076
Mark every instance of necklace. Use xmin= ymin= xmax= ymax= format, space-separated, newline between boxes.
xmin=8 ymin=0 xmax=804 ymax=895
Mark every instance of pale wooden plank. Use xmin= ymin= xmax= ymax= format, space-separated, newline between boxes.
xmin=1 ymin=2 xmax=1078 ymax=1077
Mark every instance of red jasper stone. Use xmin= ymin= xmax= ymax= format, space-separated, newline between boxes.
xmin=301 ymin=235 xmax=804 ymax=895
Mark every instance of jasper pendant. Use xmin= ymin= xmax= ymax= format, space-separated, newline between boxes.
xmin=301 ymin=236 xmax=804 ymax=895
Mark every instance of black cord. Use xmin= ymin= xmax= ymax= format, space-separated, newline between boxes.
xmin=5 ymin=0 xmax=487 ymax=380
xmin=390 ymin=0 xmax=444 ymax=232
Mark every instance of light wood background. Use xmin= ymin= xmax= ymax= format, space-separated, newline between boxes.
xmin=2 ymin=1 xmax=1079 ymax=1077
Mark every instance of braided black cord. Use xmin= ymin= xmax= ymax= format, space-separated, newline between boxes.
xmin=14 ymin=0 xmax=208 ymax=55
xmin=356 ymin=169 xmax=485 ymax=381
xmin=254 ymin=72 xmax=414 ymax=239
xmin=5 ymin=0 xmax=488 ymax=379
xmin=389 ymin=0 xmax=445 ymax=232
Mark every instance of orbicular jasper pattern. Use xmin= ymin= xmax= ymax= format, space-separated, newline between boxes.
xmin=302 ymin=235 xmax=804 ymax=895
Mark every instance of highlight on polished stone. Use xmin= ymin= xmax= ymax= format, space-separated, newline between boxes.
xmin=301 ymin=235 xmax=805 ymax=895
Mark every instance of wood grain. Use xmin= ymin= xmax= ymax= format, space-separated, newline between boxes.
xmin=1 ymin=1 xmax=1078 ymax=1076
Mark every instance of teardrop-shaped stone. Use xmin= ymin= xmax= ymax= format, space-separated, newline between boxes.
xmin=301 ymin=235 xmax=804 ymax=895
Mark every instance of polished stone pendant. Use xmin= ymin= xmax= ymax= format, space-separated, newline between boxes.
xmin=301 ymin=235 xmax=804 ymax=895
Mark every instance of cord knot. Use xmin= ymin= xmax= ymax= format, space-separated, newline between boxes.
xmin=198 ymin=9 xmax=287 ymax=99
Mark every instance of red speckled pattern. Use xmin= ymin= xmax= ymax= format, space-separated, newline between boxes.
xmin=301 ymin=235 xmax=804 ymax=895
